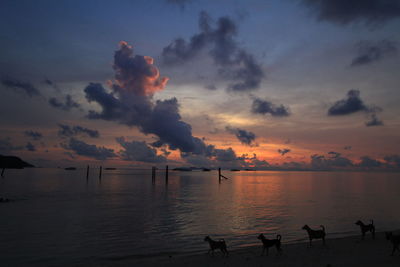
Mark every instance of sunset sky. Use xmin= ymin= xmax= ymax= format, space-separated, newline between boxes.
xmin=1 ymin=0 xmax=400 ymax=169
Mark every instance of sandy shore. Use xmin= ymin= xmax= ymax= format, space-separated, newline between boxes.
xmin=92 ymin=231 xmax=399 ymax=267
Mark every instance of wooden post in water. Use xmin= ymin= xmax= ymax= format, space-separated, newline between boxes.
xmin=152 ymin=166 xmax=156 ymax=184
xmin=218 ymin=167 xmax=221 ymax=184
xmin=99 ymin=166 xmax=102 ymax=180
xmin=1 ymin=168 xmax=4 ymax=178
xmin=165 ymin=165 xmax=169 ymax=184
xmin=86 ymin=165 xmax=90 ymax=181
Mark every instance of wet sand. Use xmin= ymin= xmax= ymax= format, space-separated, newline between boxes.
xmin=95 ymin=231 xmax=399 ymax=267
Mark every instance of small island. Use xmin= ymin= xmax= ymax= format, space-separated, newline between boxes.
xmin=0 ymin=155 xmax=34 ymax=169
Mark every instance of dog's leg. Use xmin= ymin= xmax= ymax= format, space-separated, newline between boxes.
xmin=261 ymin=246 xmax=265 ymax=256
xmin=309 ymin=238 xmax=312 ymax=247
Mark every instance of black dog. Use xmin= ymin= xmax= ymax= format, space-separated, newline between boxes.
xmin=302 ymin=225 xmax=326 ymax=246
xmin=355 ymin=220 xmax=375 ymax=240
xmin=257 ymin=234 xmax=282 ymax=255
xmin=385 ymin=232 xmax=400 ymax=256
xmin=204 ymin=236 xmax=229 ymax=256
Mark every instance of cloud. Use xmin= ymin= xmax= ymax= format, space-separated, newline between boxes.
xmin=57 ymin=124 xmax=100 ymax=138
xmin=204 ymin=84 xmax=217 ymax=90
xmin=251 ymin=97 xmax=290 ymax=117
xmin=301 ymin=0 xmax=400 ymax=25
xmin=0 ymin=137 xmax=23 ymax=154
xmin=358 ymin=156 xmax=382 ymax=168
xmin=26 ymin=142 xmax=36 ymax=152
xmin=328 ymin=89 xmax=384 ymax=126
xmin=214 ymin=147 xmax=237 ymax=162
xmin=162 ymin=11 xmax=264 ymax=92
xmin=24 ymin=130 xmax=43 ymax=140
xmin=351 ymin=40 xmax=397 ymax=67
xmin=48 ymin=95 xmax=80 ymax=111
xmin=328 ymin=151 xmax=341 ymax=158
xmin=226 ymin=126 xmax=256 ymax=146
xmin=311 ymin=153 xmax=353 ymax=169
xmin=166 ymin=0 xmax=191 ymax=10
xmin=384 ymin=155 xmax=400 ymax=168
xmin=84 ymin=42 xmax=213 ymax=155
xmin=62 ymin=138 xmax=116 ymax=160
xmin=1 ymin=77 xmax=41 ymax=97
xmin=116 ymin=137 xmax=167 ymax=163
xmin=365 ymin=113 xmax=384 ymax=126
xmin=278 ymin=148 xmax=291 ymax=156
xmin=328 ymin=89 xmax=368 ymax=115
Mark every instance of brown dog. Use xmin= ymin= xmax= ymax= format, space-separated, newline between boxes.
xmin=257 ymin=234 xmax=282 ymax=255
xmin=355 ymin=220 xmax=375 ymax=240
xmin=302 ymin=225 xmax=326 ymax=246
xmin=204 ymin=236 xmax=229 ymax=256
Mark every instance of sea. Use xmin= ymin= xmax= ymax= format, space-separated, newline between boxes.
xmin=0 ymin=168 xmax=399 ymax=266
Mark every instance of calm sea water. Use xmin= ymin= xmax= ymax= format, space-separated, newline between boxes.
xmin=0 ymin=168 xmax=399 ymax=266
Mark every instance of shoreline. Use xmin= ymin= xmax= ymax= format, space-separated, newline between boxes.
xmin=93 ymin=231 xmax=400 ymax=267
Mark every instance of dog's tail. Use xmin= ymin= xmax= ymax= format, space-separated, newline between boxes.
xmin=277 ymin=234 xmax=282 ymax=241
xmin=320 ymin=225 xmax=325 ymax=232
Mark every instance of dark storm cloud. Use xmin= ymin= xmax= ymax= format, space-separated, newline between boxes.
xmin=311 ymin=153 xmax=353 ymax=169
xmin=358 ymin=156 xmax=382 ymax=168
xmin=351 ymin=40 xmax=397 ymax=67
xmin=251 ymin=97 xmax=290 ymax=117
xmin=116 ymin=137 xmax=167 ymax=163
xmin=162 ymin=11 xmax=264 ymax=92
xmin=301 ymin=0 xmax=400 ymax=25
xmin=24 ymin=130 xmax=43 ymax=140
xmin=62 ymin=138 xmax=115 ymax=160
xmin=226 ymin=126 xmax=256 ymax=146
xmin=365 ymin=113 xmax=384 ymax=126
xmin=328 ymin=90 xmax=368 ymax=115
xmin=328 ymin=90 xmax=384 ymax=126
xmin=1 ymin=77 xmax=41 ymax=97
xmin=278 ymin=148 xmax=291 ymax=156
xmin=26 ymin=142 xmax=36 ymax=152
xmin=57 ymin=124 xmax=100 ymax=138
xmin=214 ymin=147 xmax=238 ymax=162
xmin=84 ymin=42 xmax=214 ymax=155
xmin=48 ymin=95 xmax=80 ymax=111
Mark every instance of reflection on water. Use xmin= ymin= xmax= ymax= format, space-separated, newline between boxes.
xmin=0 ymin=168 xmax=399 ymax=265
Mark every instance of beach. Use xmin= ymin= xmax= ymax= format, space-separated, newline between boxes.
xmin=99 ymin=232 xmax=399 ymax=267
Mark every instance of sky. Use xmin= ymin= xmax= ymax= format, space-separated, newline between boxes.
xmin=1 ymin=0 xmax=400 ymax=170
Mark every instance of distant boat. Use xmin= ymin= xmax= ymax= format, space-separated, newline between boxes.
xmin=244 ymin=168 xmax=256 ymax=171
xmin=202 ymin=168 xmax=211 ymax=172
xmin=105 ymin=167 xmax=117 ymax=170
xmin=230 ymin=169 xmax=240 ymax=171
xmin=64 ymin=167 xmax=76 ymax=170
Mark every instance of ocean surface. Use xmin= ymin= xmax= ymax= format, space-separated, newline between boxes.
xmin=0 ymin=168 xmax=399 ymax=266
